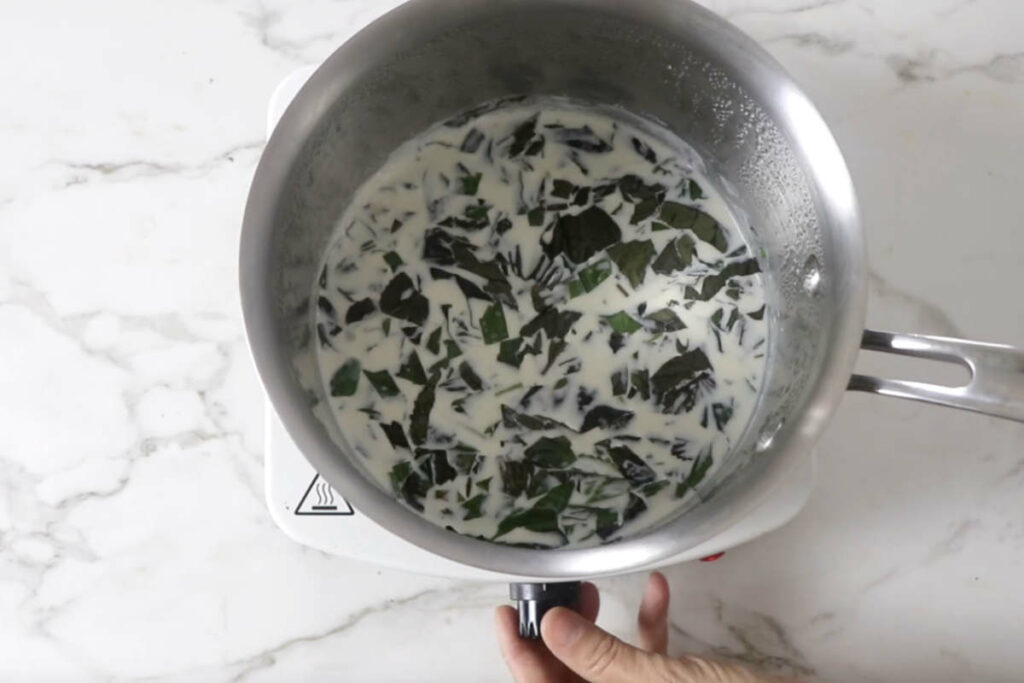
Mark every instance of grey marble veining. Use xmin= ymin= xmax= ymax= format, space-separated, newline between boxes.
xmin=1 ymin=1 xmax=1023 ymax=681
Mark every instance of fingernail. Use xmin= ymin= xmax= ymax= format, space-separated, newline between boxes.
xmin=546 ymin=608 xmax=585 ymax=647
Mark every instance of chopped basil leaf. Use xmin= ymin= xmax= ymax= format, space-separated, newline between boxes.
xmin=364 ymin=369 xmax=400 ymax=398
xmin=459 ymin=172 xmax=482 ymax=196
xmin=495 ymin=507 xmax=559 ymax=538
xmin=329 ymin=359 xmax=361 ymax=396
xmin=543 ymin=339 xmax=569 ymax=374
xmin=458 ymin=360 xmax=484 ymax=391
xmin=608 ymin=332 xmax=626 ymax=353
xmin=623 ymin=493 xmax=647 ymax=522
xmin=552 ymin=179 xmax=575 ymax=198
xmin=651 ymin=235 xmax=694 ymax=274
xmin=500 ymin=458 xmax=534 ymax=497
xmin=525 ymin=435 xmax=577 ymax=468
xmin=611 ymin=368 xmax=628 ymax=396
xmin=417 ymin=448 xmax=457 ymax=485
xmin=527 ymin=205 xmax=545 ymax=226
xmin=645 ymin=308 xmax=686 ymax=332
xmin=508 ymin=114 xmax=539 ymax=157
xmin=480 ymin=302 xmax=509 ymax=344
xmin=687 ymin=258 xmax=761 ymax=301
xmin=400 ymin=471 xmax=431 ymax=511
xmin=580 ymin=405 xmax=634 ymax=433
xmin=410 ymin=376 xmax=438 ymax=445
xmin=460 ymin=127 xmax=484 ymax=153
xmin=345 ymin=297 xmax=376 ymax=323
xmin=502 ymin=404 xmax=571 ymax=431
xmin=712 ymin=401 xmax=733 ymax=429
xmin=520 ymin=307 xmax=582 ymax=340
xmin=604 ymin=444 xmax=656 ymax=485
xmin=497 ymin=337 xmax=524 ymax=367
xmin=544 ymin=206 xmax=621 ymax=264
xmin=631 ymin=136 xmax=657 ymax=163
xmin=379 ymin=272 xmax=429 ymax=326
xmin=676 ymin=445 xmax=713 ymax=497
xmin=618 ymin=175 xmax=663 ymax=202
xmin=659 ymin=201 xmax=728 ymax=252
xmin=426 ymin=327 xmax=442 ymax=354
xmin=602 ymin=311 xmax=643 ymax=334
xmin=383 ymin=251 xmax=404 ymax=272
xmin=578 ymin=259 xmax=612 ymax=292
xmin=630 ymin=197 xmax=661 ymax=225
xmin=462 ymin=493 xmax=487 ymax=520
xmin=397 ymin=351 xmax=427 ymax=385
xmin=556 ymin=126 xmax=611 ymax=153
xmin=606 ymin=240 xmax=655 ymax=289
xmin=651 ymin=349 xmax=715 ymax=413
xmin=379 ymin=421 xmax=411 ymax=451
xmin=595 ymin=507 xmax=620 ymax=539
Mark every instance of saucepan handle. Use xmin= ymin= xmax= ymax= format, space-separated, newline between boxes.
xmin=849 ymin=329 xmax=1024 ymax=423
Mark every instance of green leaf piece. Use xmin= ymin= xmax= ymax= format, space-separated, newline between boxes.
xmin=364 ymin=369 xmax=400 ymax=398
xmin=644 ymin=308 xmax=685 ymax=332
xmin=659 ymin=201 xmax=727 ymax=252
xmin=580 ymin=406 xmax=634 ymax=433
xmin=458 ymin=360 xmax=484 ymax=391
xmin=396 ymin=351 xmax=427 ymax=385
xmin=495 ymin=508 xmax=559 ymax=538
xmin=651 ymin=349 xmax=715 ymax=413
xmin=604 ymin=444 xmax=656 ymax=485
xmin=607 ymin=240 xmax=655 ymax=289
xmin=459 ymin=172 xmax=482 ymax=195
xmin=329 ymin=359 xmax=361 ymax=397
xmin=676 ymin=445 xmax=713 ymax=497
xmin=497 ymin=337 xmax=524 ymax=368
xmin=379 ymin=272 xmax=429 ymax=326
xmin=688 ymin=179 xmax=705 ymax=200
xmin=544 ymin=207 xmax=622 ymax=264
xmin=651 ymin=235 xmax=694 ymax=275
xmin=524 ymin=436 xmax=577 ymax=468
xmin=602 ymin=311 xmax=642 ymax=334
xmin=426 ymin=327 xmax=443 ymax=355
xmin=578 ymin=259 xmax=613 ymax=292
xmin=410 ymin=377 xmax=438 ymax=445
xmin=462 ymin=493 xmax=487 ymax=520
xmin=480 ymin=303 xmax=509 ymax=344
xmin=383 ymin=251 xmax=403 ymax=272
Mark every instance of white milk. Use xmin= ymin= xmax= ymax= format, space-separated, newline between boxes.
xmin=314 ymin=98 xmax=767 ymax=548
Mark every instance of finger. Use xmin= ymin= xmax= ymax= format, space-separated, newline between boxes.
xmin=494 ymin=606 xmax=566 ymax=683
xmin=579 ymin=581 xmax=601 ymax=623
xmin=542 ymin=606 xmax=666 ymax=683
xmin=637 ymin=571 xmax=670 ymax=654
xmin=676 ymin=654 xmax=781 ymax=682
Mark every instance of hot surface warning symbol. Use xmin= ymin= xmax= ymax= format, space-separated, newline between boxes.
xmin=295 ymin=474 xmax=354 ymax=516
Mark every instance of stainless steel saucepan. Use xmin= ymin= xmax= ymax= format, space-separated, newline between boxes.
xmin=240 ymin=0 xmax=1024 ymax=631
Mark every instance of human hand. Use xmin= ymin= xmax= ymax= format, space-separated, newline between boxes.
xmin=495 ymin=572 xmax=791 ymax=683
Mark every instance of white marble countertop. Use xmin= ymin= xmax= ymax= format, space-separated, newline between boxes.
xmin=3 ymin=1 xmax=1023 ymax=681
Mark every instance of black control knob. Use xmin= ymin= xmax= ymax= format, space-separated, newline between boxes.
xmin=509 ymin=581 xmax=582 ymax=639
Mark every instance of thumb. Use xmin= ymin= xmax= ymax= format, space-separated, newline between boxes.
xmin=541 ymin=606 xmax=671 ymax=683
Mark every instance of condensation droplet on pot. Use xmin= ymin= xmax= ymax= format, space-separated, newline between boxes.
xmin=802 ymin=254 xmax=821 ymax=294
xmin=757 ymin=420 xmax=783 ymax=453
